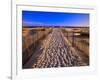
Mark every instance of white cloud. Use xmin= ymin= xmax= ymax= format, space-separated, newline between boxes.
xmin=22 ymin=21 xmax=45 ymax=26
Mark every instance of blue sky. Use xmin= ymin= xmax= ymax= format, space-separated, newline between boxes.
xmin=22 ymin=11 xmax=89 ymax=27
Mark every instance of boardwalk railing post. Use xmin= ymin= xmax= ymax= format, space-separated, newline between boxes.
xmin=72 ymin=32 xmax=74 ymax=47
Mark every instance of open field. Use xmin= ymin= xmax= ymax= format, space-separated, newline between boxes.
xmin=22 ymin=27 xmax=89 ymax=69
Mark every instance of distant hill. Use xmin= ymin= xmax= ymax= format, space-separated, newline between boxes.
xmin=23 ymin=26 xmax=89 ymax=28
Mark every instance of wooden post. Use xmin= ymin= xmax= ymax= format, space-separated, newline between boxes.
xmin=72 ymin=32 xmax=74 ymax=46
xmin=67 ymin=31 xmax=68 ymax=39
